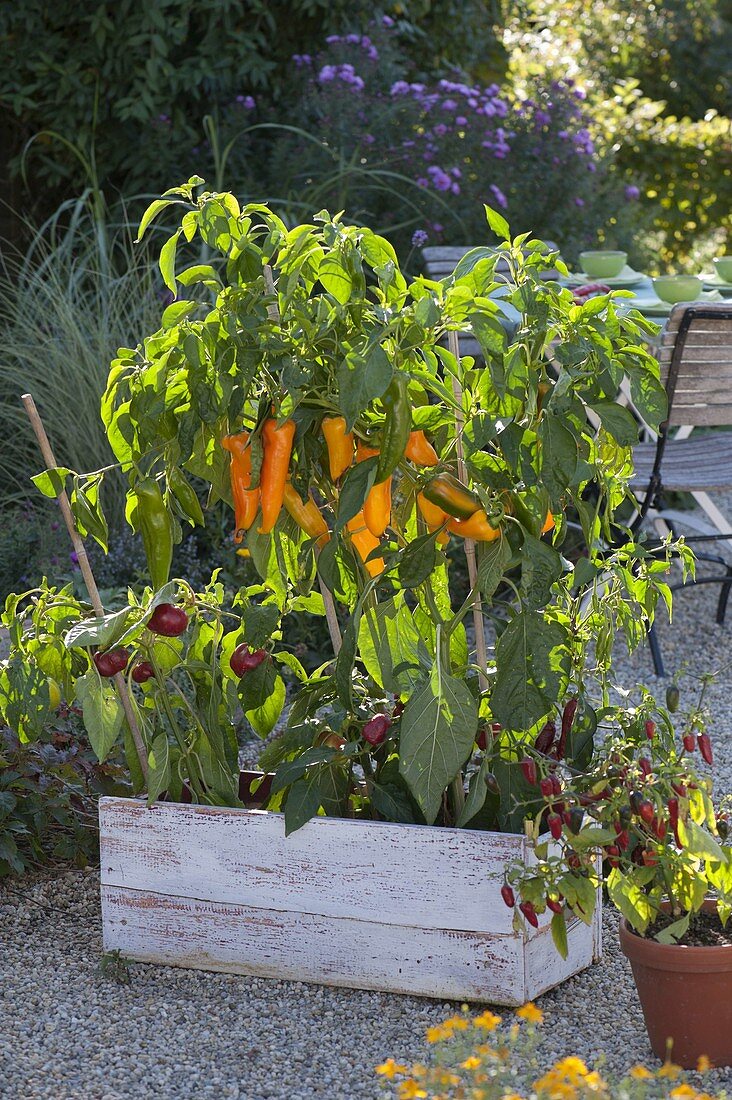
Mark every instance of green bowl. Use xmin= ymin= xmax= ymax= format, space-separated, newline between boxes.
xmin=579 ymin=250 xmax=627 ymax=278
xmin=652 ymin=275 xmax=702 ymax=304
xmin=713 ymin=256 xmax=732 ymax=283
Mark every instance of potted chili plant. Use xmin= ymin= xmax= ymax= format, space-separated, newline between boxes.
xmin=506 ymin=678 xmax=732 ymax=1067
xmin=0 ymin=182 xmax=685 ymax=1002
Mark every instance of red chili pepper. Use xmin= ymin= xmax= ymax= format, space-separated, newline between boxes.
xmin=683 ymin=733 xmax=696 ymax=753
xmin=546 ymin=898 xmax=563 ymax=915
xmin=534 ymin=720 xmax=556 ymax=755
xmin=616 ymin=829 xmax=630 ymax=851
xmin=519 ymin=900 xmax=539 ymax=928
xmin=547 ymin=813 xmax=562 ymax=840
xmin=550 ymin=775 xmax=562 ymax=797
xmin=642 ymin=849 xmax=659 ymax=867
xmin=639 ymin=757 xmax=652 ymax=777
xmin=698 ymin=733 xmax=713 ymax=766
xmin=567 ymin=852 xmax=581 ymax=871
xmin=605 ymin=844 xmax=621 ymax=867
xmin=672 ymin=782 xmax=687 ymax=798
xmin=667 ymin=798 xmax=679 ymax=826
xmin=653 ymin=816 xmax=667 ymax=840
xmin=476 ymin=728 xmax=488 ymax=751
xmin=501 ymin=884 xmax=515 ymax=908
xmin=230 ymin=645 xmax=267 ymax=677
xmin=645 ymin=720 xmax=656 ymax=740
xmin=540 ymin=777 xmax=554 ymax=799
xmin=639 ymin=800 xmax=655 ymax=825
xmin=520 ymin=757 xmax=538 ymax=786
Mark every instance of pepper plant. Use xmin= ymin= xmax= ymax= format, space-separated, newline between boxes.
xmin=1 ymin=180 xmax=688 ymax=839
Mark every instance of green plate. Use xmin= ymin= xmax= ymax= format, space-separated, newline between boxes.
xmin=565 ymin=265 xmax=645 ymax=290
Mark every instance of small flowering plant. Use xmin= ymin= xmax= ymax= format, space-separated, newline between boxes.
xmin=503 ymin=679 xmax=732 ymax=951
xmin=375 ymin=1002 xmax=722 ymax=1099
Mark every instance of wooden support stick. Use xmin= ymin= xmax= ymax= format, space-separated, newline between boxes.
xmin=262 ymin=265 xmax=343 ymax=656
xmin=22 ymin=393 xmax=149 ymax=783
xmin=446 ymin=333 xmax=489 ymax=692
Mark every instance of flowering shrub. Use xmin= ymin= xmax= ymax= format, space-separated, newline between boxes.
xmin=375 ymin=1003 xmax=723 ymax=1099
xmin=264 ymin=21 xmax=639 ymax=262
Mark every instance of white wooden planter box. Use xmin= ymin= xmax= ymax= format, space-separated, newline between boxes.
xmin=99 ymin=796 xmax=602 ymax=1005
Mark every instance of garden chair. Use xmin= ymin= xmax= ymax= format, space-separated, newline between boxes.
xmin=628 ymin=302 xmax=732 ymax=674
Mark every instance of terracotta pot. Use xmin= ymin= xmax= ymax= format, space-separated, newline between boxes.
xmin=619 ymin=900 xmax=732 ymax=1068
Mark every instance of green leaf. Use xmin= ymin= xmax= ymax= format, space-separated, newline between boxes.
xmin=485 ymin=204 xmax=510 ymax=241
xmin=588 ymin=402 xmax=639 ymax=447
xmin=679 ymin=818 xmax=729 ymax=863
xmin=284 ymin=774 xmax=322 ymax=835
xmin=491 ymin=612 xmax=571 ymax=731
xmin=520 ymin=534 xmax=563 ymax=610
xmin=74 ymin=670 xmax=125 ymax=763
xmin=31 ymin=466 xmax=71 ymax=498
xmin=358 ymin=596 xmax=423 ymax=695
xmin=334 ymin=617 xmax=359 ymax=709
xmin=147 ymin=732 xmax=170 ymax=803
xmin=630 ymin=369 xmax=668 ymax=432
xmin=654 ymin=914 xmax=690 ymax=945
xmin=65 ymin=607 xmax=134 ymax=650
xmin=337 ymin=346 xmax=392 ymax=429
xmin=477 ymin=535 xmax=511 ymax=599
xmin=397 ymin=531 xmax=437 ymax=588
xmin=238 ymin=660 xmax=285 ymax=737
xmin=242 ymin=603 xmax=280 ymax=648
xmin=606 ymin=867 xmax=654 ymax=934
xmin=538 ymin=417 xmax=579 ymax=499
xmin=336 ymin=457 xmax=378 ymax=530
xmin=159 ymin=227 xmax=182 ymax=293
xmin=456 ymin=755 xmax=493 ymax=828
xmin=318 ymin=252 xmax=353 ymax=304
xmin=136 ymin=198 xmax=175 ymax=242
xmin=399 ymin=663 xmax=478 ymax=823
xmin=369 ymin=780 xmax=416 ymax=824
xmin=551 ymin=911 xmax=569 ymax=958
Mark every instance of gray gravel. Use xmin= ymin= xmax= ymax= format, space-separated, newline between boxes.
xmin=3 ymin=517 xmax=732 ymax=1098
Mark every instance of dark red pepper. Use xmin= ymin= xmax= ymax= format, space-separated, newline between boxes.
xmin=520 ymin=757 xmax=538 ymax=785
xmin=93 ymin=648 xmax=129 ymax=677
xmin=667 ymin=798 xmax=679 ymax=826
xmin=547 ymin=813 xmax=562 ymax=840
xmin=645 ymin=720 xmax=656 ymax=740
xmin=131 ymin=661 xmax=155 ymax=684
xmin=683 ymin=733 xmax=696 ymax=753
xmin=605 ymin=844 xmax=620 ymax=867
xmin=639 ymin=757 xmax=652 ymax=777
xmin=476 ymin=728 xmax=488 ymax=751
xmin=698 ymin=733 xmax=713 ymax=766
xmin=363 ymin=714 xmax=391 ymax=746
xmin=546 ymin=898 xmax=563 ymax=915
xmin=551 ymin=774 xmax=562 ymax=797
xmin=147 ymin=603 xmax=188 ymax=637
xmin=501 ymin=884 xmax=515 ymax=908
xmin=230 ymin=645 xmax=267 ymax=677
xmin=639 ymin=800 xmax=655 ymax=825
xmin=534 ymin=720 xmax=556 ymax=755
xmin=540 ymin=777 xmax=554 ymax=799
xmin=519 ymin=900 xmax=539 ymax=928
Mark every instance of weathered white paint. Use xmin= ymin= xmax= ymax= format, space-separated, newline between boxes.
xmin=99 ymin=797 xmax=602 ymax=1004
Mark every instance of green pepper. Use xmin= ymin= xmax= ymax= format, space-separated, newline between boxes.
xmin=136 ymin=477 xmax=174 ymax=591
xmin=169 ymin=467 xmax=204 ymax=527
xmin=376 ymin=374 xmax=411 ymax=482
xmin=422 ymin=472 xmax=481 ymax=519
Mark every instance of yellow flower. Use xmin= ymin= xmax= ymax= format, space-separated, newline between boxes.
xmin=397 ymin=1080 xmax=428 ymax=1100
xmin=517 ymin=1002 xmax=544 ymax=1025
xmin=460 ymin=1056 xmax=482 ymax=1070
xmin=502 ymin=1094 xmax=526 ymax=1100
xmin=375 ymin=1058 xmax=407 ymax=1079
xmin=442 ymin=1014 xmax=470 ymax=1031
xmin=696 ymin=1055 xmax=712 ymax=1073
xmin=426 ymin=1024 xmax=450 ymax=1044
xmin=629 ymin=1066 xmax=653 ymax=1079
xmin=554 ymin=1056 xmax=590 ymax=1082
xmin=474 ymin=1009 xmax=502 ymax=1031
xmin=657 ymin=1061 xmax=683 ymax=1080
xmin=436 ymin=1070 xmax=461 ymax=1087
xmin=583 ymin=1070 xmax=606 ymax=1092
xmin=670 ymin=1087 xmax=700 ymax=1099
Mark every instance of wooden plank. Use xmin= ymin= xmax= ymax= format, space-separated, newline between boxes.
xmin=101 ymin=886 xmax=527 ymax=1004
xmin=523 ymin=911 xmax=601 ymax=1002
xmin=99 ymin=798 xmax=525 ymax=935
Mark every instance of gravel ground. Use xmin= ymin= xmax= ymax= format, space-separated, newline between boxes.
xmin=3 ymin=519 xmax=732 ymax=1098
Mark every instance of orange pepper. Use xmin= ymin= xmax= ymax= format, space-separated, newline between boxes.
xmin=405 ymin=430 xmax=439 ymax=467
xmin=417 ymin=492 xmax=449 ymax=544
xmin=322 ymin=415 xmax=354 ymax=481
xmin=259 ymin=418 xmax=296 ymax=534
xmin=283 ymin=482 xmax=330 ymax=548
xmin=542 ymin=511 xmax=555 ymax=535
xmin=447 ymin=509 xmax=501 ymax=542
xmin=346 ymin=510 xmax=384 ymax=577
xmin=357 ymin=441 xmax=391 ymax=538
xmin=222 ymin=432 xmax=260 ymax=542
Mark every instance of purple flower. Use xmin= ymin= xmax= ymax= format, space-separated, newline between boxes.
xmin=489 ymin=184 xmax=508 ymax=209
xmin=382 ymin=14 xmax=394 ymax=26
xmin=625 ymin=184 xmax=641 ymax=200
xmin=70 ymin=551 xmax=79 ymax=566
xmin=433 ymin=123 xmax=448 ymax=137
xmin=442 ymin=99 xmax=457 ymax=111
xmin=236 ymin=95 xmax=256 ymax=110
xmin=430 ymin=222 xmax=444 ymax=234
xmin=390 ymin=80 xmax=410 ymax=96
xmin=416 ymin=177 xmax=429 ymax=188
xmin=455 ymin=116 xmax=467 ymax=125
xmin=319 ymin=64 xmax=336 ymax=83
xmin=574 ymin=197 xmax=585 ymax=207
xmin=427 ymin=165 xmax=453 ymax=192
xmin=362 ymin=133 xmax=375 ymax=144
xmin=412 ymin=229 xmax=429 ymax=247
xmin=293 ymin=54 xmax=312 ymax=67
xmin=325 ymin=34 xmax=341 ymax=44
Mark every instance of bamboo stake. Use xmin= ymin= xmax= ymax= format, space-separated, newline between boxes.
xmin=22 ymin=394 xmax=149 ymax=783
xmin=446 ymin=333 xmax=489 ymax=692
xmin=262 ymin=264 xmax=343 ymax=655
